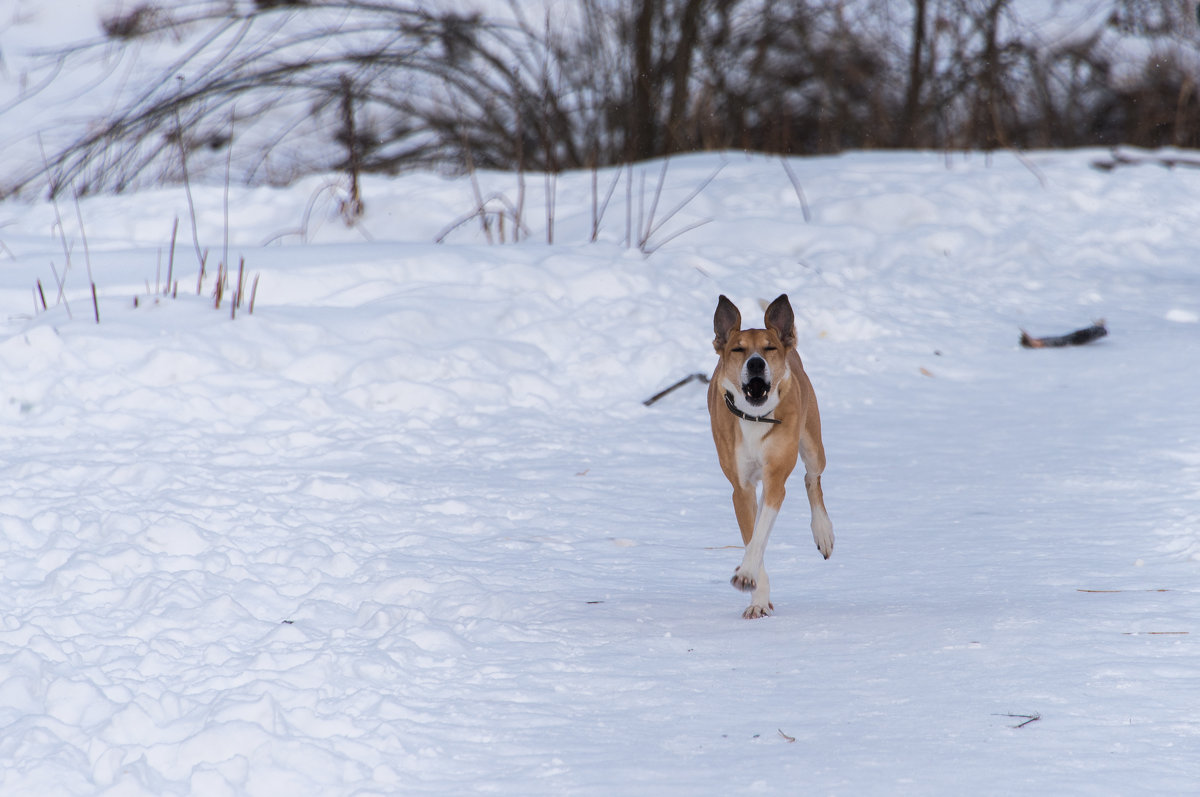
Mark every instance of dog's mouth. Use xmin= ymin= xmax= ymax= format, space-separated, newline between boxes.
xmin=742 ymin=376 xmax=771 ymax=406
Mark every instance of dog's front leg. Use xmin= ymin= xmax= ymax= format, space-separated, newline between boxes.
xmin=731 ymin=479 xmax=784 ymax=618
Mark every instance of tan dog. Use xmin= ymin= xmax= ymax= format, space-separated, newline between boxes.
xmin=708 ymin=294 xmax=833 ymax=618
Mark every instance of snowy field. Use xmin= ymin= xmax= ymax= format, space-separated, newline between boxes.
xmin=1 ymin=147 xmax=1199 ymax=795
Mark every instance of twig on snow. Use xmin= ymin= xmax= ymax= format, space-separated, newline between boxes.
xmin=248 ymin=274 xmax=260 ymax=314
xmin=590 ymin=160 xmax=622 ymax=242
xmin=166 ymin=217 xmax=178 ymax=295
xmin=173 ymin=94 xmax=206 ymax=280
xmin=41 ymin=136 xmax=74 ymax=319
xmin=434 ymin=192 xmax=531 ymax=244
xmin=994 ymin=712 xmax=1041 ymax=729
xmin=1019 ymin=320 xmax=1107 ymax=348
xmin=637 ymin=159 xmax=723 ymax=254
xmin=72 ymin=193 xmax=99 ymax=323
xmin=1011 ymin=149 xmax=1047 ymax=189
xmin=1092 ymin=149 xmax=1200 ymax=172
xmin=643 ymin=372 xmax=709 ymax=406
xmin=779 ymin=157 xmax=812 ymax=222
xmin=48 ymin=261 xmax=73 ymax=318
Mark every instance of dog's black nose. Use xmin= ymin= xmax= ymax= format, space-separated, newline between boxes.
xmin=746 ymin=356 xmax=766 ymax=374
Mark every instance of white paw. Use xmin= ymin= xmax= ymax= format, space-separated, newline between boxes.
xmin=812 ymin=517 xmax=834 ymax=560
xmin=730 ymin=568 xmax=756 ymax=592
xmin=742 ymin=602 xmax=773 ymax=619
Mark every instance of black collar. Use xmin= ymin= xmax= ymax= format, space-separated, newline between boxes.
xmin=724 ymin=391 xmax=781 ymax=424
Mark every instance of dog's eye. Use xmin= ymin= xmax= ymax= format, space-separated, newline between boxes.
xmin=764 ymin=346 xmax=777 ymax=352
xmin=731 ymin=346 xmax=746 ymax=353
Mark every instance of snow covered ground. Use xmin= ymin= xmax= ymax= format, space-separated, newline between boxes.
xmin=1 ymin=147 xmax=1199 ymax=795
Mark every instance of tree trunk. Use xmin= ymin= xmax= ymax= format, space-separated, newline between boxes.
xmin=630 ymin=0 xmax=658 ymax=161
xmin=900 ymin=0 xmax=927 ymax=147
xmin=978 ymin=0 xmax=1009 ymax=149
xmin=665 ymin=0 xmax=705 ymax=152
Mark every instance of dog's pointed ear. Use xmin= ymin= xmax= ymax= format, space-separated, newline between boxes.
xmin=713 ymin=295 xmax=741 ymax=351
xmin=765 ymin=294 xmax=796 ymax=349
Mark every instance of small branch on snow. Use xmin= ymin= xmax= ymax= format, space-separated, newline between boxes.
xmin=779 ymin=157 xmax=812 ymax=222
xmin=248 ymin=275 xmax=260 ymax=314
xmin=643 ymin=372 xmax=709 ymax=406
xmin=166 ymin=217 xmax=178 ymax=296
xmin=48 ymin=260 xmax=73 ymax=319
xmin=641 ymin=218 xmax=713 ymax=255
xmin=1091 ymin=150 xmax=1200 ymax=172
xmin=777 ymin=729 xmax=796 ymax=743
xmin=1019 ymin=320 xmax=1107 ymax=349
xmin=434 ymin=192 xmax=531 ymax=244
xmin=637 ymin=160 xmax=723 ymax=255
xmin=995 ymin=712 xmax=1041 ymax=729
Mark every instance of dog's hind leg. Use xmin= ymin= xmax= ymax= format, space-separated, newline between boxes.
xmin=805 ymin=472 xmax=833 ymax=559
xmin=800 ymin=420 xmax=833 ymax=560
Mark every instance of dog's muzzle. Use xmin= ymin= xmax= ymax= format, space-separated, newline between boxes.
xmin=742 ymin=356 xmax=770 ymax=406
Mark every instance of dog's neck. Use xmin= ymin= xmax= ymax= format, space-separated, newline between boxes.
xmin=723 ymin=391 xmax=782 ymax=425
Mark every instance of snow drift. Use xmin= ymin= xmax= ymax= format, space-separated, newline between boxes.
xmin=1 ymin=150 xmax=1199 ymax=794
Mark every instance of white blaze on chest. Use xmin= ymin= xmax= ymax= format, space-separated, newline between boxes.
xmin=734 ymin=420 xmax=772 ymax=488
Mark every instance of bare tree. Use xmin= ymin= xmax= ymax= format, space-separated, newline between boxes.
xmin=6 ymin=0 xmax=1200 ymax=199
xmin=7 ymin=2 xmax=561 ymax=196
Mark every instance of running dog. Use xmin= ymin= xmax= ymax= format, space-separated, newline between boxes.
xmin=708 ymin=294 xmax=833 ymax=618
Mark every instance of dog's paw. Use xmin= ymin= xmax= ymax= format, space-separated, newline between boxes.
xmin=730 ymin=569 xmax=756 ymax=592
xmin=742 ymin=602 xmax=773 ymax=619
xmin=812 ymin=518 xmax=834 ymax=560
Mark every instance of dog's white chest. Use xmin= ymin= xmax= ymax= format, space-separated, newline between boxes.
xmin=734 ymin=421 xmax=772 ymax=486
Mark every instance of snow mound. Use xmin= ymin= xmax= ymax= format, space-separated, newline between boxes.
xmin=2 ymin=150 xmax=1200 ymax=794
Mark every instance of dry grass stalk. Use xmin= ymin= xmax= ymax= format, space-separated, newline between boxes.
xmin=166 ymin=217 xmax=178 ymax=296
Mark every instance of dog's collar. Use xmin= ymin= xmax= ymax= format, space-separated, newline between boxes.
xmin=724 ymin=391 xmax=782 ymax=425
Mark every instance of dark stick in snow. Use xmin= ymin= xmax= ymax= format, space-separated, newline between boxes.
xmin=1092 ymin=151 xmax=1200 ymax=172
xmin=1020 ymin=320 xmax=1107 ymax=349
xmin=994 ymin=712 xmax=1041 ymax=729
xmin=643 ymin=372 xmax=709 ymax=406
